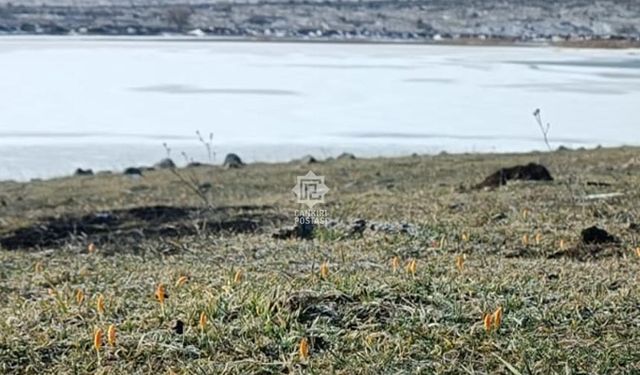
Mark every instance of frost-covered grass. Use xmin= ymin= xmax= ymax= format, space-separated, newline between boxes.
xmin=1 ymin=147 xmax=640 ymax=373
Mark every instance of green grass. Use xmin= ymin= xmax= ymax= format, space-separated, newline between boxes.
xmin=1 ymin=147 xmax=640 ymax=374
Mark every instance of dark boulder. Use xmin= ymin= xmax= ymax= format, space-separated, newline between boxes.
xmin=475 ymin=162 xmax=553 ymax=189
xmin=300 ymin=155 xmax=318 ymax=164
xmin=223 ymin=153 xmax=244 ymax=169
xmin=123 ymin=167 xmax=143 ymax=176
xmin=154 ymin=158 xmax=176 ymax=169
xmin=74 ymin=168 xmax=94 ymax=176
xmin=187 ymin=161 xmax=207 ymax=168
xmin=337 ymin=152 xmax=356 ymax=160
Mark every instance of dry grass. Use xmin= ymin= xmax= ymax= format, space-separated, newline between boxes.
xmin=1 ymin=146 xmax=640 ymax=374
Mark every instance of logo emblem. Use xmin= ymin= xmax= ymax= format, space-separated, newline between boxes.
xmin=292 ymin=171 xmax=329 ymax=208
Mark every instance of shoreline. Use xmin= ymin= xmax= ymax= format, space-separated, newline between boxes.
xmin=2 ymin=34 xmax=640 ymax=49
xmin=2 ymin=145 xmax=636 ymax=185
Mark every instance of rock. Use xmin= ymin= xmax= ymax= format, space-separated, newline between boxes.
xmin=581 ymin=226 xmax=618 ymax=245
xmin=154 ymin=158 xmax=176 ymax=169
xmin=223 ymin=153 xmax=244 ymax=169
xmin=475 ymin=163 xmax=553 ymax=189
xmin=300 ymin=155 xmax=318 ymax=164
xmin=186 ymin=161 xmax=206 ymax=168
xmin=74 ymin=168 xmax=93 ymax=176
xmin=337 ymin=152 xmax=356 ymax=160
xmin=123 ymin=167 xmax=143 ymax=176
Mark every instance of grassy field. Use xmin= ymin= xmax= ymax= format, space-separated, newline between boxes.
xmin=1 ymin=147 xmax=639 ymax=374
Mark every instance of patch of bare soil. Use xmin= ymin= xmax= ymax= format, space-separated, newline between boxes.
xmin=0 ymin=205 xmax=285 ymax=250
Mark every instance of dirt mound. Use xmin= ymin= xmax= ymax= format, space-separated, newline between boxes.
xmin=581 ymin=226 xmax=618 ymax=245
xmin=548 ymin=226 xmax=621 ymax=260
xmin=475 ymin=162 xmax=553 ymax=189
xmin=0 ymin=205 xmax=284 ymax=250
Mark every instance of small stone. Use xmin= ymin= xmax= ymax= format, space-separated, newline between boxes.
xmin=123 ymin=167 xmax=143 ymax=176
xmin=337 ymin=152 xmax=356 ymax=160
xmin=74 ymin=168 xmax=93 ymax=176
xmin=300 ymin=155 xmax=318 ymax=164
xmin=223 ymin=153 xmax=244 ymax=169
xmin=154 ymin=158 xmax=176 ymax=169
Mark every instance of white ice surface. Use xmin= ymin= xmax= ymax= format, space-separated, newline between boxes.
xmin=1 ymin=37 xmax=639 ymax=180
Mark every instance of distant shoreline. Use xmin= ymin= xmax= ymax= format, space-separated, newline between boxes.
xmin=2 ymin=34 xmax=640 ymax=49
xmin=2 ymin=145 xmax=637 ymax=184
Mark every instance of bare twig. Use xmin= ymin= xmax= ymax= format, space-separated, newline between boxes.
xmin=196 ymin=130 xmax=215 ymax=163
xmin=533 ymin=108 xmax=552 ymax=151
xmin=532 ymin=108 xmax=578 ymax=203
xmin=168 ymin=167 xmax=211 ymax=209
xmin=163 ymin=137 xmax=215 ymax=210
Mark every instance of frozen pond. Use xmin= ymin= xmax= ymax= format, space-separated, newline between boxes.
xmin=1 ymin=37 xmax=639 ymax=181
